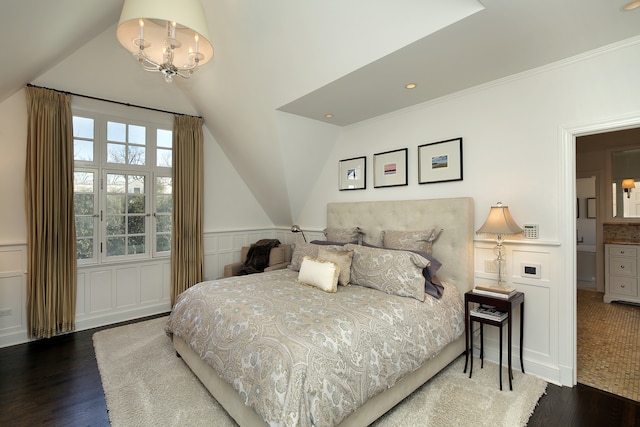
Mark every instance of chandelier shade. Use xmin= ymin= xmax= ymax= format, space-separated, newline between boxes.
xmin=117 ymin=0 xmax=213 ymax=82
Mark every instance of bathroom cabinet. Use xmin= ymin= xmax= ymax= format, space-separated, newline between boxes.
xmin=604 ymin=244 xmax=640 ymax=304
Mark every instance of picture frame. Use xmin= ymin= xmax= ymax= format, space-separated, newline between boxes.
xmin=587 ymin=198 xmax=596 ymax=218
xmin=373 ymin=148 xmax=408 ymax=188
xmin=338 ymin=156 xmax=366 ymax=190
xmin=577 ymin=198 xmax=580 ymax=218
xmin=418 ymin=137 xmax=463 ymax=184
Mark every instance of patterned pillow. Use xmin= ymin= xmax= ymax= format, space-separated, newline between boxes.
xmin=297 ymin=256 xmax=340 ymax=293
xmin=288 ymin=242 xmax=344 ymax=271
xmin=317 ymin=247 xmax=354 ymax=286
xmin=344 ymin=244 xmax=428 ymax=301
xmin=323 ymin=227 xmax=363 ymax=243
xmin=361 ymin=241 xmax=444 ymax=299
xmin=381 ymin=229 xmax=442 ymax=254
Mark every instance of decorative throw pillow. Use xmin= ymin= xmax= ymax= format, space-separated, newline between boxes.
xmin=288 ymin=242 xmax=344 ymax=271
xmin=317 ymin=247 xmax=354 ymax=286
xmin=344 ymin=244 xmax=428 ymax=301
xmin=361 ymin=241 xmax=444 ymax=299
xmin=297 ymin=256 xmax=340 ymax=293
xmin=323 ymin=227 xmax=363 ymax=243
xmin=381 ymin=229 xmax=443 ymax=254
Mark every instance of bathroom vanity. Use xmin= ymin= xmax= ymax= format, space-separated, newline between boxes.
xmin=604 ymin=243 xmax=640 ymax=304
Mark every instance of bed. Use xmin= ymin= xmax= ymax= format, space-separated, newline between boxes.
xmin=166 ymin=197 xmax=474 ymax=426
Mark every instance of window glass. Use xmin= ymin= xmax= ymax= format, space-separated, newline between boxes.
xmin=73 ymin=111 xmax=172 ymax=264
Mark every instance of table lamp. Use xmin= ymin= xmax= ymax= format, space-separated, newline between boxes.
xmin=476 ymin=202 xmax=524 ymax=288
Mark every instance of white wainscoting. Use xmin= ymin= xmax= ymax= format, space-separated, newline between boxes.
xmin=473 ymin=239 xmax=561 ymax=384
xmin=0 ymin=228 xmax=323 ymax=348
xmin=0 ymin=244 xmax=27 ymax=348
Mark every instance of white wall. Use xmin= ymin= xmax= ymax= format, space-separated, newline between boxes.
xmin=294 ymin=38 xmax=640 ymax=386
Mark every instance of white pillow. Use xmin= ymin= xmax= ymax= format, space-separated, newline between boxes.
xmin=297 ymin=256 xmax=340 ymax=293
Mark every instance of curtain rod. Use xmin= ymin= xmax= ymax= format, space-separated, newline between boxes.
xmin=26 ymin=83 xmax=202 ymax=119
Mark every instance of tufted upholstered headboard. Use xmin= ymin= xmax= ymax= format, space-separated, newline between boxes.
xmin=327 ymin=197 xmax=474 ymax=296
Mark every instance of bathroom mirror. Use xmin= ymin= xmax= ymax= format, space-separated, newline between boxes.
xmin=612 ymin=148 xmax=640 ymax=218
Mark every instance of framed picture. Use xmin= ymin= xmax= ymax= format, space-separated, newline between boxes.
xmin=373 ymin=148 xmax=408 ymax=188
xmin=338 ymin=156 xmax=366 ymax=190
xmin=418 ymin=137 xmax=463 ymax=184
xmin=587 ymin=198 xmax=596 ymax=218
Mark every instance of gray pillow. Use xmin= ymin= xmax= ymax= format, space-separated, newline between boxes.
xmin=381 ymin=229 xmax=442 ymax=254
xmin=344 ymin=244 xmax=427 ymax=301
xmin=288 ymin=242 xmax=344 ymax=271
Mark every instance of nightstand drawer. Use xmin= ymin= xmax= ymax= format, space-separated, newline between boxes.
xmin=609 ymin=257 xmax=637 ymax=277
xmin=608 ymin=246 xmax=637 ymax=257
xmin=609 ymin=276 xmax=638 ymax=297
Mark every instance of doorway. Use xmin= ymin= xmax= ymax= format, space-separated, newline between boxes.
xmin=574 ymin=127 xmax=640 ymax=402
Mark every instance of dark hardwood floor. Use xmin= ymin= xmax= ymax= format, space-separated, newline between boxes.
xmin=1 ymin=316 xmax=638 ymax=427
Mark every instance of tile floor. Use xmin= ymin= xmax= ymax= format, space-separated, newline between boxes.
xmin=577 ymin=289 xmax=640 ymax=402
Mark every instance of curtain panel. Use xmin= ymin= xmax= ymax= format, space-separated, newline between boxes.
xmin=171 ymin=115 xmax=204 ymax=305
xmin=25 ymin=86 xmax=77 ymax=338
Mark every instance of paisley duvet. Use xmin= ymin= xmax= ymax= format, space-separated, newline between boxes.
xmin=165 ymin=268 xmax=464 ymax=426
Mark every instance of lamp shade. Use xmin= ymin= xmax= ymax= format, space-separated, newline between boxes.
xmin=476 ymin=202 xmax=524 ymax=236
xmin=621 ymin=179 xmax=636 ymax=189
xmin=117 ymin=0 xmax=214 ymax=67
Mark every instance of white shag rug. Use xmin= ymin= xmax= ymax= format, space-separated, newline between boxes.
xmin=93 ymin=316 xmax=547 ymax=427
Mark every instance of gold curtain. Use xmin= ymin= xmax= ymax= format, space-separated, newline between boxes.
xmin=171 ymin=115 xmax=204 ymax=305
xmin=25 ymin=86 xmax=77 ymax=338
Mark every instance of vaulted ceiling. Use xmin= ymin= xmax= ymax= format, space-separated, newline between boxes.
xmin=2 ymin=1 xmax=640 ymax=226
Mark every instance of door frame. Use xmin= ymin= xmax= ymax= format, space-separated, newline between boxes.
xmin=560 ymin=112 xmax=640 ymax=385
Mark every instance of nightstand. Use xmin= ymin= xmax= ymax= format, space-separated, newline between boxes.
xmin=463 ymin=289 xmax=525 ymax=390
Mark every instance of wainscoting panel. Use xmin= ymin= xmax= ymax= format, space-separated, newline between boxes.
xmin=0 ymin=244 xmax=27 ymax=347
xmin=141 ymin=263 xmax=164 ymax=303
xmin=0 ymin=228 xmax=321 ymax=348
xmin=474 ymin=239 xmax=561 ymax=384
xmin=89 ymin=269 xmax=115 ymax=313
xmin=116 ymin=266 xmax=139 ymax=309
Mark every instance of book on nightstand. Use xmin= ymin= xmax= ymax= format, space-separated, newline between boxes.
xmin=470 ymin=306 xmax=508 ymax=322
xmin=473 ymin=284 xmax=516 ymax=299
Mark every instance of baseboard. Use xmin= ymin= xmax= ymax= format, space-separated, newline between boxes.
xmin=0 ymin=303 xmax=170 ymax=349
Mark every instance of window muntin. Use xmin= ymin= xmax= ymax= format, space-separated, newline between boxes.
xmin=107 ymin=121 xmax=147 ymax=166
xmin=157 ymin=129 xmax=172 ymax=167
xmin=73 ymin=116 xmax=94 ymax=162
xmin=72 ymin=108 xmax=172 ymax=264
xmin=105 ymin=172 xmax=148 ymax=259
xmin=74 ymin=169 xmax=98 ymax=264
xmin=155 ymin=176 xmax=172 ymax=254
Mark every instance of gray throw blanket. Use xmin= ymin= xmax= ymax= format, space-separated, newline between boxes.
xmin=239 ymin=239 xmax=281 ymax=275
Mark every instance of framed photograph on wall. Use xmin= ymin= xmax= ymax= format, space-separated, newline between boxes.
xmin=418 ymin=137 xmax=463 ymax=184
xmin=338 ymin=156 xmax=366 ymax=190
xmin=373 ymin=148 xmax=408 ymax=188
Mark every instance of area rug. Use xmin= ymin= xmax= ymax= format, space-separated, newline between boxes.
xmin=94 ymin=316 xmax=547 ymax=427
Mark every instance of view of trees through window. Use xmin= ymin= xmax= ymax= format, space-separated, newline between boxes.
xmin=72 ymin=111 xmax=172 ymax=264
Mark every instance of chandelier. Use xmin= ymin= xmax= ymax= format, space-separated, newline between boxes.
xmin=117 ymin=0 xmax=214 ymax=83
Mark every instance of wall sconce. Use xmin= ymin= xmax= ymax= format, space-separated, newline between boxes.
xmin=290 ymin=225 xmax=307 ymax=242
xmin=476 ymin=202 xmax=524 ymax=288
xmin=622 ymin=179 xmax=636 ymax=198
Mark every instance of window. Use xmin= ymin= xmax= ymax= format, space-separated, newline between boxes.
xmin=72 ymin=105 xmax=172 ymax=264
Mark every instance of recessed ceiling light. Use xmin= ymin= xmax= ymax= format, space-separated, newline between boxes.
xmin=624 ymin=0 xmax=640 ymax=10
xmin=325 ymin=113 xmax=334 ymax=118
xmin=405 ymin=83 xmax=417 ymax=89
